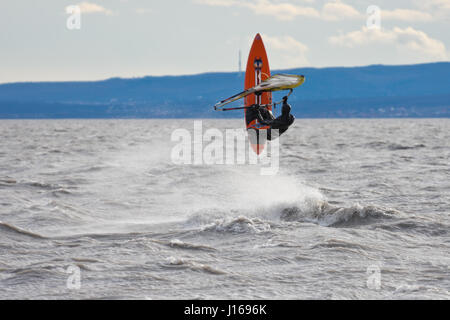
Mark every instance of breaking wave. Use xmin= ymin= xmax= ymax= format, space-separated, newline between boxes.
xmin=201 ymin=216 xmax=272 ymax=234
xmin=278 ymin=201 xmax=400 ymax=227
xmin=183 ymin=192 xmax=400 ymax=232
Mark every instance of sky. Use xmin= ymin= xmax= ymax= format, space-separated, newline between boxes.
xmin=0 ymin=0 xmax=449 ymax=83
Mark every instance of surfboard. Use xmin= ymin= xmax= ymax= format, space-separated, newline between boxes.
xmin=244 ymin=33 xmax=272 ymax=155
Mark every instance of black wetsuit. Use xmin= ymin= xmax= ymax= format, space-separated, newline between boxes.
xmin=253 ymin=100 xmax=295 ymax=140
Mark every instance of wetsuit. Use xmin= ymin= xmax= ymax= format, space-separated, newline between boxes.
xmin=252 ymin=100 xmax=295 ymax=140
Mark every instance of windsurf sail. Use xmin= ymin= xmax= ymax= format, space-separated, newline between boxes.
xmin=214 ymin=74 xmax=305 ymax=111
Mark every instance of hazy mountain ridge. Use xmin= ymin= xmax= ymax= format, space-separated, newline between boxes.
xmin=1 ymin=62 xmax=449 ymax=118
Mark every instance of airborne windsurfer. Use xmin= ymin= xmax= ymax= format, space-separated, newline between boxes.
xmin=249 ymin=95 xmax=295 ymax=140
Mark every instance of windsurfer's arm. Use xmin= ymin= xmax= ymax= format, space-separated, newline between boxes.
xmin=255 ymin=108 xmax=272 ymax=125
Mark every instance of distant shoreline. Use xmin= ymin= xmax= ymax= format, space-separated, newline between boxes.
xmin=1 ymin=62 xmax=449 ymax=119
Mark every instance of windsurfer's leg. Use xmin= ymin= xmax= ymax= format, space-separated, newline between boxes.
xmin=246 ymin=104 xmax=258 ymax=122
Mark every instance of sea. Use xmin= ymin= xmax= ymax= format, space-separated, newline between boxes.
xmin=0 ymin=119 xmax=448 ymax=299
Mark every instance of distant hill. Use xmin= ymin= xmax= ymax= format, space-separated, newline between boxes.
xmin=0 ymin=62 xmax=449 ymax=118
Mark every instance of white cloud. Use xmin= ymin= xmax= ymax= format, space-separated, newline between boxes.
xmin=415 ymin=0 xmax=450 ymax=11
xmin=434 ymin=0 xmax=450 ymax=9
xmin=322 ymin=1 xmax=361 ymax=21
xmin=76 ymin=2 xmax=114 ymax=15
xmin=415 ymin=0 xmax=450 ymax=18
xmin=195 ymin=0 xmax=450 ymax=22
xmin=244 ymin=0 xmax=320 ymax=21
xmin=329 ymin=27 xmax=448 ymax=60
xmin=261 ymin=34 xmax=309 ymax=68
xmin=194 ymin=0 xmax=320 ymax=21
xmin=381 ymin=9 xmax=433 ymax=22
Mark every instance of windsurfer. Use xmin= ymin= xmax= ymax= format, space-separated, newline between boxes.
xmin=249 ymin=95 xmax=295 ymax=140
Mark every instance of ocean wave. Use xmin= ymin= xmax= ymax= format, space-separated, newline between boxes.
xmin=310 ymin=238 xmax=370 ymax=251
xmin=362 ymin=141 xmax=426 ymax=150
xmin=149 ymin=238 xmax=216 ymax=251
xmin=50 ymin=188 xmax=73 ymax=197
xmin=168 ymin=239 xmax=216 ymax=251
xmin=76 ymin=165 xmax=109 ymax=173
xmin=183 ymin=197 xmax=399 ymax=232
xmin=0 ymin=178 xmax=79 ymax=197
xmin=1 ymin=179 xmax=76 ymax=194
xmin=376 ymin=218 xmax=450 ymax=237
xmin=161 ymin=257 xmax=226 ymax=275
xmin=279 ymin=201 xmax=399 ymax=227
xmin=0 ymin=178 xmax=17 ymax=186
xmin=71 ymin=257 xmax=102 ymax=263
xmin=0 ymin=221 xmax=46 ymax=240
xmin=388 ymin=143 xmax=426 ymax=150
xmin=392 ymin=284 xmax=450 ymax=299
xmin=24 ymin=181 xmax=62 ymax=190
xmin=3 ymin=265 xmax=66 ymax=285
xmin=200 ymin=216 xmax=272 ymax=234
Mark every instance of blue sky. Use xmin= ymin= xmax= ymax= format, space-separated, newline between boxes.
xmin=1 ymin=0 xmax=449 ymax=83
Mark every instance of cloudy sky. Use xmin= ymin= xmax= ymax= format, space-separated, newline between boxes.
xmin=0 ymin=0 xmax=449 ymax=83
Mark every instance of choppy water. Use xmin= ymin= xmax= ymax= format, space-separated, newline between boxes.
xmin=0 ymin=119 xmax=449 ymax=299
